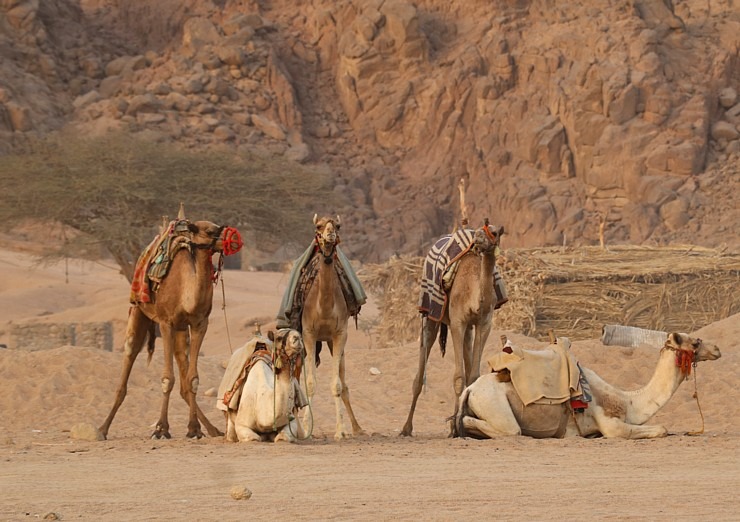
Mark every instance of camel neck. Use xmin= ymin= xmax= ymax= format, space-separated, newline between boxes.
xmin=624 ymin=348 xmax=688 ymax=425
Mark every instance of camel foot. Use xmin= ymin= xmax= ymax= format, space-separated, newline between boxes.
xmin=151 ymin=429 xmax=171 ymax=440
xmin=186 ymin=428 xmax=205 ymax=439
xmin=334 ymin=430 xmax=349 ymax=441
xmin=399 ymin=423 xmax=413 ymax=437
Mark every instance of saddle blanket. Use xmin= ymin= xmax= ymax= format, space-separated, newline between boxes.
xmin=276 ymin=241 xmax=367 ymax=330
xmin=488 ymin=338 xmax=585 ymax=406
xmin=418 ymin=228 xmax=476 ymax=321
xmin=129 ymin=220 xmax=189 ymax=305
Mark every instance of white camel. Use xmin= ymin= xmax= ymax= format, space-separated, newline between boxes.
xmin=225 ymin=329 xmax=307 ymax=443
xmin=456 ymin=332 xmax=721 ymax=439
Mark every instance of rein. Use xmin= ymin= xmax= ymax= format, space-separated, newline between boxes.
xmin=664 ymin=344 xmax=705 ymax=436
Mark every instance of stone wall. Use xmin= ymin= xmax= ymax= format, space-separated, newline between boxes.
xmin=10 ymin=322 xmax=113 ymax=351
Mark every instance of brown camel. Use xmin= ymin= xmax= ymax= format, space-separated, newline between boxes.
xmin=301 ymin=215 xmax=364 ymax=440
xmin=99 ymin=212 xmax=242 ymax=439
xmin=401 ymin=222 xmax=503 ymax=437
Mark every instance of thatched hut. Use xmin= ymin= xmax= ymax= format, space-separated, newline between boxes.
xmin=359 ymin=245 xmax=740 ymax=346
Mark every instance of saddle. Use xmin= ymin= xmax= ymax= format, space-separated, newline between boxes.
xmin=286 ymin=249 xmax=362 ymax=332
xmin=488 ymin=338 xmax=586 ymax=407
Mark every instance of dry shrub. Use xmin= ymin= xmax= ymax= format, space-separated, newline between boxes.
xmin=360 ymin=245 xmax=740 ymax=346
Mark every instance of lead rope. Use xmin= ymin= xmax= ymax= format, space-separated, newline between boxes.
xmin=686 ymin=362 xmax=705 ymax=436
xmin=287 ymin=347 xmax=313 ymax=441
xmin=219 ymin=274 xmax=233 ymax=354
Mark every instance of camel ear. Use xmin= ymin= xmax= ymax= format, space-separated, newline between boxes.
xmin=336 ymin=214 xmax=341 ymax=225
xmin=667 ymin=332 xmax=683 ymax=347
xmin=267 ymin=330 xmax=275 ymax=342
xmin=313 ymin=213 xmax=318 ymax=226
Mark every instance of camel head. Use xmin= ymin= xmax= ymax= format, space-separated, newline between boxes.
xmin=473 ymin=220 xmax=503 ymax=255
xmin=663 ymin=332 xmax=721 ymax=376
xmin=313 ymin=214 xmax=341 ymax=258
xmin=179 ymin=220 xmax=243 ymax=256
xmin=270 ymin=328 xmax=305 ymax=371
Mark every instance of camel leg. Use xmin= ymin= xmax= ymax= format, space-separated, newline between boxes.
xmin=469 ymin=319 xmax=492 ymax=386
xmin=329 ymin=334 xmax=350 ymax=440
xmin=302 ymin=330 xmax=318 ymax=398
xmin=462 ymin=325 xmax=474 ymax=385
xmin=459 ymin=379 xmax=521 ymax=438
xmin=152 ymin=323 xmax=176 ymax=439
xmin=172 ymin=330 xmax=223 ymax=437
xmin=400 ymin=318 xmax=439 ymax=436
xmin=184 ymin=322 xmax=208 ymax=439
xmin=301 ymin=330 xmax=318 ymax=432
xmin=225 ymin=412 xmax=238 ymax=442
xmin=274 ymin=421 xmax=298 ymax=443
xmin=98 ymin=307 xmax=150 ymax=439
xmin=448 ymin=320 xmax=469 ymax=437
xmin=234 ymin=424 xmax=262 ymax=442
xmin=593 ymin=411 xmax=668 ymax=439
xmin=338 ymin=348 xmax=364 ymax=436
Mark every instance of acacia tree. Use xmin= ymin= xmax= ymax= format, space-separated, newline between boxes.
xmin=0 ymin=132 xmax=335 ymax=281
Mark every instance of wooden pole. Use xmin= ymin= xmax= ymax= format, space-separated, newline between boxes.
xmin=458 ymin=177 xmax=469 ymax=227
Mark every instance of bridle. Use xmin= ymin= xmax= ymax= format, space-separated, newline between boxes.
xmin=315 ymin=222 xmax=340 ymax=264
xmin=663 ymin=339 xmax=700 ymax=378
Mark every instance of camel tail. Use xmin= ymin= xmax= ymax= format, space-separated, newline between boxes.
xmin=456 ymin=386 xmax=472 ymax=438
xmin=146 ymin=321 xmax=156 ymax=366
xmin=438 ymin=323 xmax=448 ymax=357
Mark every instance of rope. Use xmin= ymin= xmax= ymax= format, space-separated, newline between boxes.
xmin=421 ymin=314 xmax=428 ymax=392
xmin=686 ymin=363 xmax=705 ymax=436
xmin=220 ymin=274 xmax=233 ymax=354
xmin=287 ymin=347 xmax=313 ymax=441
xmin=569 ymin=405 xmax=585 ymax=437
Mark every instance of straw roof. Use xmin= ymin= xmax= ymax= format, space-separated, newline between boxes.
xmin=358 ymin=245 xmax=740 ymax=346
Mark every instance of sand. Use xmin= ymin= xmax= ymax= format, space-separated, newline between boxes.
xmin=0 ymin=246 xmax=738 ymax=521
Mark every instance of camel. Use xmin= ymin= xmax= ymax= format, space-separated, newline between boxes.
xmin=99 ymin=210 xmax=242 ymax=439
xmin=300 ymin=215 xmax=364 ymax=440
xmin=225 ymin=328 xmax=306 ymax=443
xmin=401 ymin=222 xmax=503 ymax=437
xmin=455 ymin=332 xmax=721 ymax=439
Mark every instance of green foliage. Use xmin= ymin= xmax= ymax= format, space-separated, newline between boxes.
xmin=0 ymin=132 xmax=336 ymax=280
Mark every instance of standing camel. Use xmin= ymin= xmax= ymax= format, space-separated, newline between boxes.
xmin=99 ymin=211 xmax=242 ymax=439
xmin=401 ymin=221 xmax=503 ymax=436
xmin=456 ymin=333 xmax=721 ymax=439
xmin=299 ymin=215 xmax=364 ymax=440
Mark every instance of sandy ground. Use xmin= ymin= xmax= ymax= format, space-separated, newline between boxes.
xmin=1 ymin=246 xmax=738 ymax=521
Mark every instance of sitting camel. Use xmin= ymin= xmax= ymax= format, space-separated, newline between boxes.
xmin=456 ymin=332 xmax=721 ymax=439
xmin=99 ymin=207 xmax=242 ymax=439
xmin=224 ymin=329 xmax=307 ymax=443
xmin=401 ymin=221 xmax=503 ymax=437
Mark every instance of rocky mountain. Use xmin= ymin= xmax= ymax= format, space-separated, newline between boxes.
xmin=1 ymin=0 xmax=738 ymax=262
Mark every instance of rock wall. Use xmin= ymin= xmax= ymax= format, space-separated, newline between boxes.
xmin=10 ymin=322 xmax=113 ymax=351
xmin=0 ymin=0 xmax=738 ymax=262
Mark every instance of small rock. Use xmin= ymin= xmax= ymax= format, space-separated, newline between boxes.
xmin=719 ymin=87 xmax=738 ymax=109
xmin=369 ymin=367 xmax=381 ymax=375
xmin=70 ymin=423 xmax=105 ymax=442
xmin=230 ymin=485 xmax=253 ymax=500
xmin=43 ymin=512 xmax=61 ymax=520
xmin=203 ymin=387 xmax=217 ymax=397
xmin=221 ymin=360 xmax=229 ymax=369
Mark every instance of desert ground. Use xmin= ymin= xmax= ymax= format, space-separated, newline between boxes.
xmin=1 ymin=245 xmax=738 ymax=521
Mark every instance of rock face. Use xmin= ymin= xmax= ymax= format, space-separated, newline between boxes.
xmin=0 ymin=0 xmax=738 ymax=261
